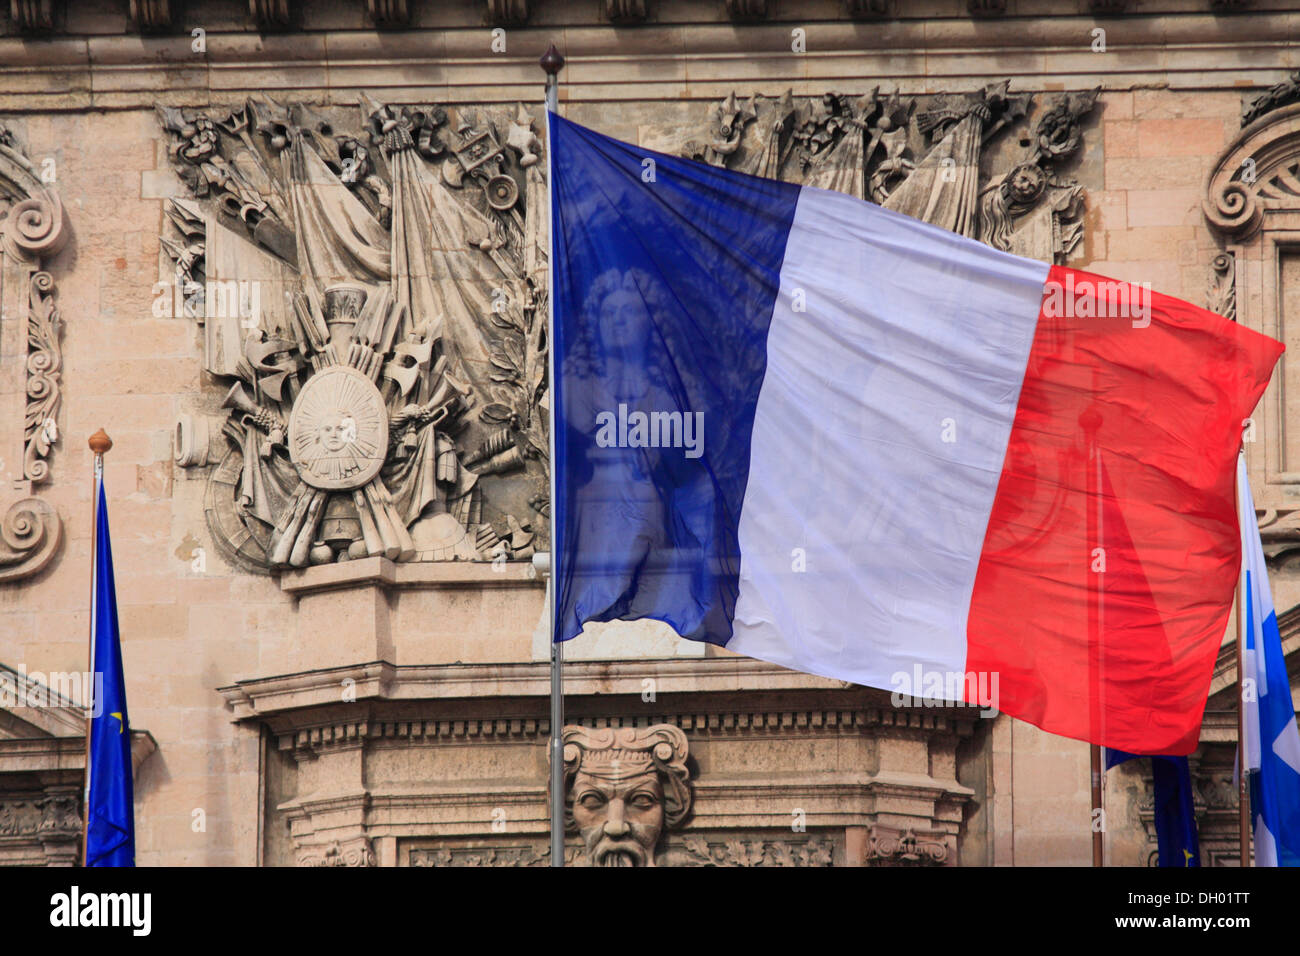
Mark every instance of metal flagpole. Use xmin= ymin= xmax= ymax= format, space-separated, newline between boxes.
xmin=1083 ymin=405 xmax=1104 ymax=867
xmin=1236 ymin=450 xmax=1251 ymax=866
xmin=541 ymin=42 xmax=566 ymax=869
xmin=83 ymin=428 xmax=113 ymax=865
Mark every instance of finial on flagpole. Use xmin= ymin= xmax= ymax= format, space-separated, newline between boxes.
xmin=88 ymin=429 xmax=113 ymax=456
xmin=540 ymin=43 xmax=565 ymax=77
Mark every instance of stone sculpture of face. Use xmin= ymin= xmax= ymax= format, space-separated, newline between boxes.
xmin=318 ymin=411 xmax=355 ymax=453
xmin=561 ymin=724 xmax=691 ymax=868
xmin=571 ymin=764 xmax=665 ymax=868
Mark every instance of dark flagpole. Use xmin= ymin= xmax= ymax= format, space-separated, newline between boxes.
xmin=83 ymin=428 xmax=112 ymax=865
xmin=542 ymin=42 xmax=566 ymax=868
xmin=1083 ymin=406 xmax=1104 ymax=867
xmin=1236 ymin=451 xmax=1251 ymax=866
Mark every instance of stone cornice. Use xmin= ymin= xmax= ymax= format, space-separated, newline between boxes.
xmin=301 ymin=774 xmax=972 ymax=835
xmin=0 ymin=731 xmax=158 ymax=774
xmin=274 ymin=704 xmax=976 ymax=752
xmin=0 ymin=736 xmax=85 ymax=772
xmin=276 ymin=555 xmax=542 ymax=595
xmin=2 ymin=0 xmax=1293 ymax=34
xmin=217 ymin=658 xmax=840 ymax=718
xmin=218 ymin=656 xmax=985 ymax=729
xmin=0 ymin=13 xmax=1294 ymax=110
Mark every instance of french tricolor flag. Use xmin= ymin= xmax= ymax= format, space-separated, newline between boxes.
xmin=549 ymin=113 xmax=1282 ymax=755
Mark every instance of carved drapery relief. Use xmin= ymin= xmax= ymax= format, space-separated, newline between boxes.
xmin=160 ymin=98 xmax=548 ymax=573
xmin=1204 ymin=79 xmax=1300 ymax=565
xmin=0 ymin=122 xmax=67 ymax=584
xmin=680 ymin=83 xmax=1096 ymax=265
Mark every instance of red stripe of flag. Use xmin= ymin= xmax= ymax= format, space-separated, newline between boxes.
xmin=967 ymin=264 xmax=1283 ymax=755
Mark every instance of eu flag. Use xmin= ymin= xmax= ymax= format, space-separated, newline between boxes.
xmin=1105 ymin=749 xmax=1200 ymax=867
xmin=85 ymin=480 xmax=134 ymax=867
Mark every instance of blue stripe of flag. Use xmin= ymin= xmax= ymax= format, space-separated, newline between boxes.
xmin=549 ymin=112 xmax=800 ymax=644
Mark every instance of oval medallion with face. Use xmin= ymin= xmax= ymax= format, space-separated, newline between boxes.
xmin=287 ymin=365 xmax=388 ymax=490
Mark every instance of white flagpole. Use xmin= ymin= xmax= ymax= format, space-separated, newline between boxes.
xmin=541 ymin=42 xmax=566 ymax=868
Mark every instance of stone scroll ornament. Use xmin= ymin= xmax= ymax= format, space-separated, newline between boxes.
xmin=0 ymin=122 xmax=67 ymax=584
xmin=560 ymin=724 xmax=692 ymax=867
xmin=159 ymin=87 xmax=1093 ymax=573
xmin=1204 ymin=76 xmax=1300 ymax=566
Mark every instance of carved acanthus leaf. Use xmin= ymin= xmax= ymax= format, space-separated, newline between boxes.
xmin=867 ymin=826 xmax=949 ymax=865
xmin=0 ymin=123 xmax=67 ymax=587
xmin=677 ymin=834 xmax=835 ymax=866
xmin=23 ymin=271 xmax=62 ymax=484
xmin=1243 ymin=72 xmax=1300 ymax=127
xmin=297 ymin=837 xmax=376 ymax=867
xmin=1208 ymin=252 xmax=1236 ymax=321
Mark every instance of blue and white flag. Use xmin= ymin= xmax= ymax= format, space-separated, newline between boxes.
xmin=1238 ymin=455 xmax=1300 ymax=866
xmin=85 ymin=480 xmax=135 ymax=867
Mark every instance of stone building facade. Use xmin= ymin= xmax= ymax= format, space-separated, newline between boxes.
xmin=0 ymin=0 xmax=1297 ymax=866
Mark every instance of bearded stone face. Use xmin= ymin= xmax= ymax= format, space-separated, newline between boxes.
xmin=571 ymin=766 xmax=665 ymax=867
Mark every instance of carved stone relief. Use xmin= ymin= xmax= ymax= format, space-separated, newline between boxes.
xmin=679 ymin=83 xmax=1096 ymax=266
xmin=0 ymin=794 xmax=79 ymax=836
xmin=1207 ymin=251 xmax=1236 ymax=321
xmin=0 ymin=793 xmax=80 ymax=866
xmin=674 ymin=833 xmax=835 ymax=866
xmin=865 ymin=825 xmax=950 ymax=866
xmin=559 ymin=723 xmax=691 ymax=867
xmin=0 ymin=121 xmax=67 ymax=584
xmin=408 ymin=833 xmax=837 ymax=867
xmin=1205 ymin=77 xmax=1300 ymax=565
xmin=159 ymin=98 xmax=549 ymax=573
xmin=297 ymin=836 xmax=376 ymax=867
xmin=1241 ymin=71 xmax=1300 ymax=129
